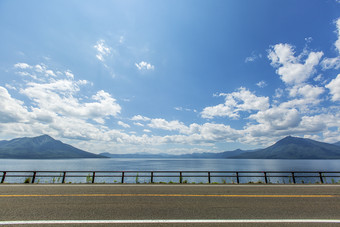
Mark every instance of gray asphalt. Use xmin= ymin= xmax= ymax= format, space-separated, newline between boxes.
xmin=0 ymin=184 xmax=339 ymax=226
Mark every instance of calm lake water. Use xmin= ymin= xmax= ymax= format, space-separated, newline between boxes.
xmin=0 ymin=158 xmax=340 ymax=171
xmin=1 ymin=158 xmax=339 ymax=184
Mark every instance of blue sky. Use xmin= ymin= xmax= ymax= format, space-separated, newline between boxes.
xmin=1 ymin=0 xmax=340 ymax=154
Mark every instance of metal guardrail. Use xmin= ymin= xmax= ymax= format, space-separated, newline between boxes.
xmin=1 ymin=171 xmax=340 ymax=184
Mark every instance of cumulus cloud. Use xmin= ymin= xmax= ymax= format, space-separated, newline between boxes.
xmin=321 ymin=18 xmax=340 ymax=70
xmin=131 ymin=115 xmax=151 ymax=121
xmin=326 ymin=74 xmax=340 ymax=101
xmin=256 ymin=80 xmax=267 ymax=88
xmin=321 ymin=57 xmax=340 ymax=70
xmin=134 ymin=122 xmax=144 ymax=127
xmin=245 ymin=52 xmax=262 ymax=63
xmin=288 ymin=84 xmax=324 ymax=99
xmin=148 ymin=119 xmax=192 ymax=134
xmin=335 ymin=18 xmax=340 ymax=53
xmin=274 ymin=88 xmax=284 ymax=99
xmin=201 ymin=87 xmax=269 ymax=119
xmin=94 ymin=39 xmax=111 ymax=62
xmin=21 ymin=80 xmax=121 ymax=122
xmin=249 ymin=107 xmax=301 ymax=132
xmin=14 ymin=63 xmax=32 ymax=69
xmin=268 ymin=43 xmax=323 ymax=85
xmin=135 ymin=61 xmax=155 ymax=71
xmin=9 ymin=63 xmax=122 ymax=128
xmin=0 ymin=86 xmax=29 ymax=123
xmin=65 ymin=70 xmax=74 ymax=79
xmin=118 ymin=121 xmax=130 ymax=128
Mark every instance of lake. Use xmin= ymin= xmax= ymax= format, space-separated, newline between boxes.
xmin=1 ymin=158 xmax=340 ymax=171
xmin=1 ymin=158 xmax=339 ymax=184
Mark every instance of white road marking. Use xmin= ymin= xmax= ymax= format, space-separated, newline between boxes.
xmin=0 ymin=219 xmax=339 ymax=225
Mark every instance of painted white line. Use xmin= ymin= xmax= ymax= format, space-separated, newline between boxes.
xmin=0 ymin=219 xmax=339 ymax=225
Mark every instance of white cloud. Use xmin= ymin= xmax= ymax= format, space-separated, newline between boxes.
xmin=201 ymin=87 xmax=269 ymax=119
xmin=65 ymin=70 xmax=74 ymax=79
xmin=45 ymin=69 xmax=56 ymax=77
xmin=314 ymin=74 xmax=323 ymax=82
xmin=148 ymin=119 xmax=189 ymax=134
xmin=134 ymin=122 xmax=144 ymax=127
xmin=268 ymin=43 xmax=323 ymax=85
xmin=245 ymin=52 xmax=262 ymax=63
xmin=174 ymin=107 xmax=193 ymax=112
xmin=0 ymin=86 xmax=30 ymax=123
xmin=18 ymin=72 xmax=121 ymax=124
xmin=94 ymin=39 xmax=111 ymax=62
xmin=5 ymin=84 xmax=16 ymax=90
xmin=326 ymin=74 xmax=340 ymax=101
xmin=305 ymin=37 xmax=313 ymax=43
xmin=256 ymin=80 xmax=267 ymax=88
xmin=131 ymin=115 xmax=151 ymax=121
xmin=155 ymin=122 xmax=241 ymax=145
xmin=321 ymin=57 xmax=340 ymax=70
xmin=288 ymin=84 xmax=324 ymax=99
xmin=135 ymin=61 xmax=155 ymax=71
xmin=335 ymin=18 xmax=340 ymax=53
xmin=321 ymin=18 xmax=340 ymax=70
xmin=249 ymin=107 xmax=301 ymax=131
xmin=35 ymin=64 xmax=44 ymax=72
xmin=14 ymin=63 xmax=32 ymax=69
xmin=118 ymin=121 xmax=130 ymax=128
xmin=119 ymin=36 xmax=124 ymax=44
xmin=274 ymin=88 xmax=284 ymax=99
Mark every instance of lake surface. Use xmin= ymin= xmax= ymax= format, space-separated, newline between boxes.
xmin=1 ymin=159 xmax=339 ymax=184
xmin=1 ymin=158 xmax=340 ymax=171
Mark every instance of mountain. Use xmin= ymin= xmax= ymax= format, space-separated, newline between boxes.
xmin=0 ymin=135 xmax=106 ymax=159
xmin=231 ymin=136 xmax=340 ymax=159
xmin=100 ymin=152 xmax=176 ymax=158
xmin=334 ymin=141 xmax=340 ymax=147
xmin=100 ymin=149 xmax=256 ymax=159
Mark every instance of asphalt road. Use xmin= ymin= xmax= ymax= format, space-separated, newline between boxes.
xmin=0 ymin=184 xmax=339 ymax=226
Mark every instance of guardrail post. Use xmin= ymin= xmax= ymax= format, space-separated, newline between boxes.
xmin=62 ymin=172 xmax=66 ymax=184
xmin=291 ymin=172 xmax=296 ymax=184
xmin=264 ymin=172 xmax=268 ymax=184
xmin=236 ymin=172 xmax=240 ymax=184
xmin=1 ymin=172 xmax=6 ymax=183
xmin=92 ymin=172 xmax=96 ymax=184
xmin=151 ymin=172 xmax=154 ymax=183
xmin=319 ymin=172 xmax=324 ymax=184
xmin=208 ymin=172 xmax=211 ymax=184
xmin=32 ymin=171 xmax=37 ymax=183
xmin=179 ymin=172 xmax=183 ymax=184
xmin=121 ymin=172 xmax=125 ymax=184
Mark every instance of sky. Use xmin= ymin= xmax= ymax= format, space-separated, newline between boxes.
xmin=1 ymin=0 xmax=340 ymax=155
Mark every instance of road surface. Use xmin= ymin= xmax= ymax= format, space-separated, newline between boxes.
xmin=0 ymin=184 xmax=339 ymax=226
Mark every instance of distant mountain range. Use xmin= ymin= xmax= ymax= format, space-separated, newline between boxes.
xmin=1 ymin=135 xmax=340 ymax=159
xmin=232 ymin=136 xmax=340 ymax=159
xmin=0 ymin=135 xmax=106 ymax=159
xmin=101 ymin=136 xmax=340 ymax=159
xmin=100 ymin=149 xmax=257 ymax=159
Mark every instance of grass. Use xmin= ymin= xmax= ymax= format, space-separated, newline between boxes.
xmin=86 ymin=174 xmax=92 ymax=183
xmin=24 ymin=177 xmax=31 ymax=184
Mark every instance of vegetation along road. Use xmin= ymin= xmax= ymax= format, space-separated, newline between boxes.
xmin=0 ymin=184 xmax=339 ymax=226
